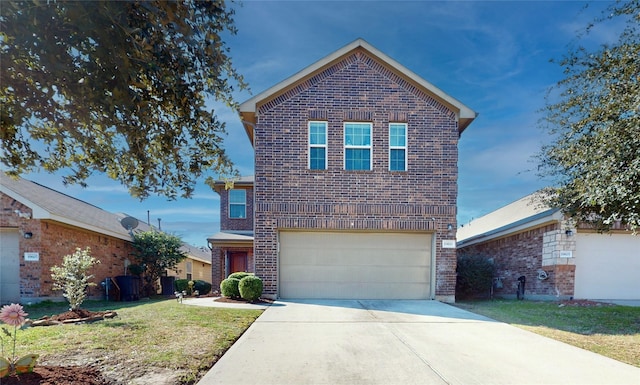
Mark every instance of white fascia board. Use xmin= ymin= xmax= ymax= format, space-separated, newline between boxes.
xmin=0 ymin=185 xmax=51 ymax=219
xmin=458 ymin=210 xmax=564 ymax=248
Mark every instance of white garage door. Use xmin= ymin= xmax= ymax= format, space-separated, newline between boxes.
xmin=574 ymin=233 xmax=640 ymax=300
xmin=0 ymin=229 xmax=21 ymax=304
xmin=279 ymin=231 xmax=432 ymax=299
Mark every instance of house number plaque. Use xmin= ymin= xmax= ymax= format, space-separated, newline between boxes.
xmin=24 ymin=252 xmax=40 ymax=261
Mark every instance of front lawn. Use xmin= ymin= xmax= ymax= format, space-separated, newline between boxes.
xmin=455 ymin=299 xmax=640 ymax=367
xmin=12 ymin=299 xmax=262 ymax=384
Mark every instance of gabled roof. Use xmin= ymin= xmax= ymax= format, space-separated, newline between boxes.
xmin=239 ymin=38 xmax=477 ymax=145
xmin=456 ymin=193 xmax=562 ymax=247
xmin=1 ymin=175 xmax=133 ymax=241
xmin=1 ymin=176 xmax=213 ymax=263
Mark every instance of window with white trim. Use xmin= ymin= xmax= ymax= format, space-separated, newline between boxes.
xmin=308 ymin=121 xmax=327 ymax=170
xmin=389 ymin=123 xmax=407 ymax=171
xmin=228 ymin=189 xmax=246 ymax=219
xmin=344 ymin=122 xmax=372 ymax=170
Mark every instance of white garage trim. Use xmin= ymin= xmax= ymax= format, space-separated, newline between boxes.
xmin=278 ymin=231 xmax=433 ymax=299
xmin=574 ymin=233 xmax=640 ymax=300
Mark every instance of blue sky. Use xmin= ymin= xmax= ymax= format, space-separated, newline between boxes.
xmin=24 ymin=1 xmax=619 ymax=247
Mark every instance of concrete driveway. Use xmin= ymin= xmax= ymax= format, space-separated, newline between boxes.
xmin=197 ymin=300 xmax=639 ymax=385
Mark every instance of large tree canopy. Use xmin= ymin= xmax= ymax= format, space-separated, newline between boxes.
xmin=1 ymin=0 xmax=245 ymax=199
xmin=538 ymin=0 xmax=640 ymax=232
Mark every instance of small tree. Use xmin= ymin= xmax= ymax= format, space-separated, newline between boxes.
xmin=51 ymin=247 xmax=100 ymax=310
xmin=131 ymin=231 xmax=187 ymax=296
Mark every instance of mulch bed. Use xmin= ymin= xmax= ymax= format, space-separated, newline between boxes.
xmin=214 ymin=297 xmax=274 ymax=305
xmin=2 ymin=309 xmax=118 ymax=384
xmin=557 ymin=299 xmax=614 ymax=307
xmin=2 ymin=366 xmax=112 ymax=385
xmin=30 ymin=308 xmax=117 ymax=327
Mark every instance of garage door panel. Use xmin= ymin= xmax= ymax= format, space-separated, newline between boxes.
xmin=281 ymin=281 xmax=430 ymax=300
xmin=575 ymin=233 xmax=640 ymax=300
xmin=280 ymin=231 xmax=432 ymax=299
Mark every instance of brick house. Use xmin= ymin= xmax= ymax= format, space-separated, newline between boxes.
xmin=0 ymin=176 xmax=211 ymax=304
xmin=210 ymin=39 xmax=476 ymax=301
xmin=456 ymin=193 xmax=640 ymax=302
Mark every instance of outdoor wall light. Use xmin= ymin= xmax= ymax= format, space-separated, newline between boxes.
xmin=23 ymin=232 xmax=33 ymax=239
xmin=447 ymin=224 xmax=453 ymax=231
xmin=565 ymin=229 xmax=574 ymax=236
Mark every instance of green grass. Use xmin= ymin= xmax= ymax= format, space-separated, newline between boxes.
xmin=7 ymin=299 xmax=263 ymax=384
xmin=455 ymin=299 xmax=640 ymax=367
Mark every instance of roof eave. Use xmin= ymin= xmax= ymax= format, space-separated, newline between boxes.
xmin=457 ymin=209 xmax=563 ymax=248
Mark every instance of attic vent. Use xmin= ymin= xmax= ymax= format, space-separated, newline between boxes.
xmin=389 ymin=112 xmax=408 ymax=122
xmin=308 ymin=110 xmax=328 ymax=120
xmin=343 ymin=110 xmax=372 ymax=121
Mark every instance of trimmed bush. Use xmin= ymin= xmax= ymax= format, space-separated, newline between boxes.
xmin=175 ymin=279 xmax=189 ymax=293
xmin=220 ymin=278 xmax=241 ymax=298
xmin=228 ymin=272 xmax=252 ymax=280
xmin=193 ymin=280 xmax=212 ymax=295
xmin=175 ymin=279 xmax=212 ymax=295
xmin=456 ymin=254 xmax=497 ymax=299
xmin=239 ymin=275 xmax=263 ymax=302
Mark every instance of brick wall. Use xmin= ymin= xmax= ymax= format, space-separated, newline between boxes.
xmin=218 ymin=187 xmax=254 ymax=232
xmin=2 ymin=192 xmax=135 ymax=301
xmin=210 ymin=245 xmax=254 ymax=292
xmin=253 ymin=49 xmax=460 ymax=300
xmin=458 ymin=223 xmax=576 ymax=299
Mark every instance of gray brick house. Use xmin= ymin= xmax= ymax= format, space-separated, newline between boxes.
xmin=210 ymin=39 xmax=476 ymax=302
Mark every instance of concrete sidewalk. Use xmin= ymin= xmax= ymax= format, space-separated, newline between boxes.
xmin=197 ymin=299 xmax=639 ymax=385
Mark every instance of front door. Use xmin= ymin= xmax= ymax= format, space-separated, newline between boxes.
xmin=229 ymin=252 xmax=247 ymax=273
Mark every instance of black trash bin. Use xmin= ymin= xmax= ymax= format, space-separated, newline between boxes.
xmin=160 ymin=276 xmax=176 ymax=296
xmin=115 ymin=275 xmax=140 ymax=301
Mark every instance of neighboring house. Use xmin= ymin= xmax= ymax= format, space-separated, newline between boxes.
xmin=172 ymin=245 xmax=213 ymax=282
xmin=456 ymin=193 xmax=640 ymax=301
xmin=210 ymin=38 xmax=477 ymax=301
xmin=0 ymin=176 xmax=210 ymax=304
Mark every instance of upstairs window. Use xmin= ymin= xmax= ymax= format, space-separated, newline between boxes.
xmin=344 ymin=122 xmax=372 ymax=170
xmin=389 ymin=123 xmax=407 ymax=171
xmin=309 ymin=121 xmax=327 ymax=170
xmin=229 ymin=189 xmax=246 ymax=219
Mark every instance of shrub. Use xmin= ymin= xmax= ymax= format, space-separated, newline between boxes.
xmin=174 ymin=279 xmax=212 ymax=295
xmin=228 ymin=272 xmax=252 ymax=280
xmin=456 ymin=254 xmax=497 ymax=299
xmin=50 ymin=247 xmax=100 ymax=310
xmin=239 ymin=276 xmax=263 ymax=302
xmin=220 ymin=278 xmax=241 ymax=298
xmin=193 ymin=280 xmax=212 ymax=295
xmin=175 ymin=279 xmax=189 ymax=293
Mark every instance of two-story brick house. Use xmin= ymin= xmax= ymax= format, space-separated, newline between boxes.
xmin=211 ymin=39 xmax=476 ymax=301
